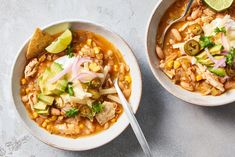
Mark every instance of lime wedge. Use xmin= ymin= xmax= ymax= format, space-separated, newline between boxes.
xmin=46 ymin=29 xmax=72 ymax=53
xmin=204 ymin=0 xmax=234 ymax=12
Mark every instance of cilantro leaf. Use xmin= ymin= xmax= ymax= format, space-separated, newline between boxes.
xmin=66 ymin=45 xmax=74 ymax=58
xmin=199 ymin=36 xmax=215 ymax=49
xmin=214 ymin=27 xmax=226 ymax=34
xmin=92 ymin=102 xmax=104 ymax=113
xmin=226 ymin=48 xmax=235 ymax=66
xmin=65 ymin=108 xmax=78 ymax=117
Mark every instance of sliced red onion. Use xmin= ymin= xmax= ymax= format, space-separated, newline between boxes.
xmin=71 ymin=57 xmax=92 ymax=80
xmin=72 ymin=57 xmax=79 ymax=79
xmin=74 ymin=72 xmax=97 ymax=83
xmin=221 ymin=51 xmax=229 ymax=55
xmin=221 ymin=33 xmax=230 ymax=51
xmin=205 ymin=48 xmax=216 ymax=63
xmin=205 ymin=48 xmax=226 ymax=68
xmin=48 ymin=63 xmax=73 ymax=83
xmin=213 ymin=58 xmax=226 ymax=69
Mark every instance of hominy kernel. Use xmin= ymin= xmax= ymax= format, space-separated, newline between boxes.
xmin=39 ymin=54 xmax=46 ymax=62
xmin=21 ymin=78 xmax=27 ymax=85
xmin=32 ymin=112 xmax=38 ymax=119
xmin=79 ymin=124 xmax=84 ymax=129
xmin=111 ymin=118 xmax=116 ymax=123
xmin=86 ymin=39 xmax=92 ymax=46
xmin=124 ymin=75 xmax=131 ymax=84
xmin=196 ymin=75 xmax=202 ymax=81
xmin=113 ymin=65 xmax=119 ymax=72
xmin=42 ymin=121 xmax=47 ymax=128
xmin=173 ymin=60 xmax=181 ymax=69
xmin=25 ymin=88 xmax=30 ymax=94
xmin=46 ymin=125 xmax=51 ymax=130
xmin=93 ymin=47 xmax=100 ymax=54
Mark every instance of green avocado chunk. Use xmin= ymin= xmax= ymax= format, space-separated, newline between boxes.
xmin=38 ymin=93 xmax=54 ymax=105
xmin=196 ymin=49 xmax=224 ymax=66
xmin=48 ymin=79 xmax=68 ymax=95
xmin=36 ymin=107 xmax=49 ymax=115
xmin=38 ymin=62 xmax=68 ymax=96
xmin=208 ymin=67 xmax=226 ymax=77
xmin=34 ymin=101 xmax=48 ymax=110
xmin=210 ymin=45 xmax=223 ymax=55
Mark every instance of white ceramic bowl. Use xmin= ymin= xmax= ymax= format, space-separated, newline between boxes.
xmin=11 ymin=20 xmax=142 ymax=151
xmin=146 ymin=0 xmax=235 ymax=106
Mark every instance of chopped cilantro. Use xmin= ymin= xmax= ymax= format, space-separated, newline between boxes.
xmin=65 ymin=108 xmax=78 ymax=117
xmin=92 ymin=102 xmax=104 ymax=113
xmin=226 ymin=48 xmax=235 ymax=66
xmin=67 ymin=82 xmax=74 ymax=96
xmin=199 ymin=36 xmax=215 ymax=49
xmin=214 ymin=27 xmax=226 ymax=34
xmin=66 ymin=45 xmax=74 ymax=58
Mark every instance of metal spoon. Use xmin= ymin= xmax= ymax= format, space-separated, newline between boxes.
xmin=161 ymin=0 xmax=194 ymax=48
xmin=114 ymin=78 xmax=152 ymax=157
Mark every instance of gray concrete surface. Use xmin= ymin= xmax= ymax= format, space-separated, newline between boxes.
xmin=1 ymin=0 xmax=235 ymax=156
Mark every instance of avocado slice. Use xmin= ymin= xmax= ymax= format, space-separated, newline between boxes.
xmin=196 ymin=49 xmax=225 ymax=66
xmin=38 ymin=93 xmax=54 ymax=105
xmin=197 ymin=58 xmax=214 ymax=66
xmin=208 ymin=67 xmax=226 ymax=77
xmin=36 ymin=107 xmax=49 ymax=115
xmin=34 ymin=101 xmax=47 ymax=110
xmin=196 ymin=51 xmax=208 ymax=60
xmin=210 ymin=44 xmax=223 ymax=55
xmin=38 ymin=62 xmax=67 ymax=95
xmin=47 ymin=79 xmax=68 ymax=95
xmin=50 ymin=62 xmax=63 ymax=75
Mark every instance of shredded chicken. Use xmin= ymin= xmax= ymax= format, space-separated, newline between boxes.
xmin=196 ymin=63 xmax=224 ymax=92
xmin=53 ymin=123 xmax=80 ymax=135
xmin=24 ymin=58 xmax=39 ymax=78
xmin=95 ymin=101 xmax=117 ymax=125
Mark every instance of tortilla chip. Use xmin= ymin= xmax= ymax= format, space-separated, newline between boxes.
xmin=26 ymin=28 xmax=53 ymax=59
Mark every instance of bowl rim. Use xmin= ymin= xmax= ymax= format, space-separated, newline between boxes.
xmin=145 ymin=0 xmax=235 ymax=106
xmin=10 ymin=19 xmax=142 ymax=151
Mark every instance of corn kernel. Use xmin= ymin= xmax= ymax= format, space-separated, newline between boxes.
xmin=46 ymin=125 xmax=51 ymax=130
xmin=25 ymin=88 xmax=30 ymax=94
xmin=86 ymin=39 xmax=92 ymax=46
xmin=94 ymin=47 xmax=100 ymax=54
xmin=113 ymin=65 xmax=119 ymax=72
xmin=111 ymin=118 xmax=116 ymax=123
xmin=44 ymin=119 xmax=50 ymax=123
xmin=166 ymin=60 xmax=174 ymax=69
xmin=196 ymin=75 xmax=202 ymax=81
xmin=79 ymin=124 xmax=84 ymax=129
xmin=173 ymin=60 xmax=181 ymax=69
xmin=50 ymin=116 xmax=57 ymax=121
xmin=96 ymin=53 xmax=103 ymax=60
xmin=32 ymin=112 xmax=38 ymax=119
xmin=21 ymin=78 xmax=27 ymax=85
xmin=89 ymin=62 xmax=100 ymax=72
xmin=39 ymin=54 xmax=46 ymax=62
xmin=124 ymin=75 xmax=131 ymax=84
xmin=42 ymin=121 xmax=47 ymax=128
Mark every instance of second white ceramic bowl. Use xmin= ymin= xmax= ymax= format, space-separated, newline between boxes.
xmin=11 ymin=20 xmax=142 ymax=150
xmin=146 ymin=0 xmax=235 ymax=106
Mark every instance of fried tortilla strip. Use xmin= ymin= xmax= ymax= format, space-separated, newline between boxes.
xmin=26 ymin=28 xmax=53 ymax=59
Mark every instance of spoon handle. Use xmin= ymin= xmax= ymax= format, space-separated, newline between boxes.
xmin=182 ymin=0 xmax=194 ymax=17
xmin=114 ymin=82 xmax=152 ymax=157
xmin=161 ymin=0 xmax=194 ymax=47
